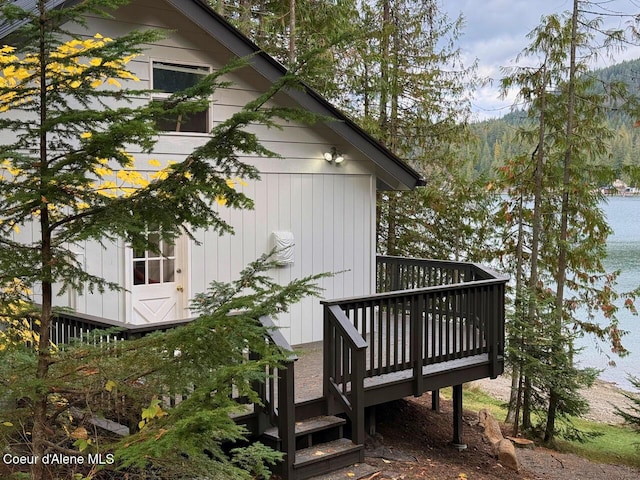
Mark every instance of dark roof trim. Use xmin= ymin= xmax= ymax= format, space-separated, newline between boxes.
xmin=1 ymin=0 xmax=426 ymax=189
xmin=0 ymin=0 xmax=70 ymax=39
xmin=170 ymin=0 xmax=425 ymax=190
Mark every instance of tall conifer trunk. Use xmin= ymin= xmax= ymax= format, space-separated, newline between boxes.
xmin=239 ymin=0 xmax=251 ymax=33
xmin=379 ymin=0 xmax=390 ymax=132
xmin=526 ymin=67 xmax=547 ymax=432
xmin=545 ymin=0 xmax=579 ymax=444
xmin=288 ymin=0 xmax=296 ymax=66
xmin=506 ymin=195 xmax=526 ymax=427
xmin=32 ymin=3 xmax=52 ymax=477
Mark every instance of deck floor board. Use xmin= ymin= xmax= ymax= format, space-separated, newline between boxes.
xmin=292 ymin=341 xmax=492 ymax=403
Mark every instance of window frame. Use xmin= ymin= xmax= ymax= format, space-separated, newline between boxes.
xmin=150 ymin=59 xmax=212 ymax=134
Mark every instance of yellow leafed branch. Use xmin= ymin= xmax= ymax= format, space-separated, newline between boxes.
xmin=0 ymin=34 xmax=140 ymax=112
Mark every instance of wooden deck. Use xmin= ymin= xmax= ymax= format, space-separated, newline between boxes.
xmin=293 ymin=345 xmax=492 ymax=404
xmin=46 ymin=255 xmax=508 ymax=480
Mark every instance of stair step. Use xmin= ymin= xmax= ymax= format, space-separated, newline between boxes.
xmin=294 ymin=438 xmax=363 ymax=476
xmin=307 ymin=463 xmax=380 ymax=480
xmin=263 ymin=415 xmax=346 ymax=440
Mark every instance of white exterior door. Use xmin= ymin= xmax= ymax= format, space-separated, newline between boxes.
xmin=129 ymin=233 xmax=188 ymax=324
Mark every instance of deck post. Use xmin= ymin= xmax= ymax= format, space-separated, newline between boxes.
xmin=278 ymin=361 xmax=296 ymax=479
xmin=431 ymin=389 xmax=440 ymax=412
xmin=249 ymin=351 xmax=269 ymax=435
xmin=323 ymin=306 xmax=335 ymax=415
xmin=452 ymin=384 xmax=466 ymax=450
xmin=352 ymin=346 xmax=366 ymax=459
xmin=490 ymin=283 xmax=506 ymax=378
xmin=366 ymin=406 xmax=376 ymax=436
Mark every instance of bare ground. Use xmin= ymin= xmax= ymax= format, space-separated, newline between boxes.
xmin=296 ymin=343 xmax=640 ymax=480
xmin=351 ymin=392 xmax=640 ymax=480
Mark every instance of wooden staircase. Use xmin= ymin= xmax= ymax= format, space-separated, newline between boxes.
xmin=262 ymin=415 xmax=363 ymax=480
xmin=46 ymin=256 xmax=508 ymax=480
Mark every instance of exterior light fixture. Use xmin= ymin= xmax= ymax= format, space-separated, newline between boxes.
xmin=324 ymin=147 xmax=344 ymax=164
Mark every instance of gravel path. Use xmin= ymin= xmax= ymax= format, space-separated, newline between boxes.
xmin=471 ymin=374 xmax=636 ymax=424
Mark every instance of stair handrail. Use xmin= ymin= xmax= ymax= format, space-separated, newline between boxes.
xmin=322 ymin=304 xmax=367 ymax=449
xmin=257 ymin=315 xmax=297 ymax=480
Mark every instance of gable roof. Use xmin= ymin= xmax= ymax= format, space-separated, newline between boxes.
xmin=0 ymin=0 xmax=66 ymax=38
xmin=0 ymin=0 xmax=426 ymax=190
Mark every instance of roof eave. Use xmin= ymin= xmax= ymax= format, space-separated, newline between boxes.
xmin=1 ymin=0 xmax=426 ymax=190
xmin=168 ymin=0 xmax=425 ymax=190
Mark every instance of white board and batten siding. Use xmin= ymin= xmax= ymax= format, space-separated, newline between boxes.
xmin=8 ymin=0 xmax=379 ymax=345
xmin=191 ymin=173 xmax=376 ymax=346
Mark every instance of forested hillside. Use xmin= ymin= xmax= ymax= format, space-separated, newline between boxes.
xmin=465 ymin=58 xmax=640 ymax=184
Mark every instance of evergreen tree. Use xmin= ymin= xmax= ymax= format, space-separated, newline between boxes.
xmin=614 ymin=375 xmax=640 ymax=434
xmin=214 ymin=0 xmax=359 ymax=98
xmin=468 ymin=56 xmax=640 ymax=184
xmin=497 ymin=1 xmax=640 ymax=443
xmin=0 ymin=0 xmax=316 ymax=477
xmin=345 ymin=0 xmax=492 ymax=262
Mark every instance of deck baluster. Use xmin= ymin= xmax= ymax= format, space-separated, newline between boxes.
xmin=412 ymin=295 xmax=423 ymax=396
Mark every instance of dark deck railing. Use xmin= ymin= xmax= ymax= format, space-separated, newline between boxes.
xmin=253 ymin=316 xmax=297 ymax=479
xmin=46 ymin=309 xmax=194 ymax=343
xmin=376 ymin=255 xmax=495 ymax=292
xmin=35 ymin=310 xmax=297 ymax=473
xmin=323 ymin=304 xmax=367 ymax=453
xmin=322 ymin=255 xmax=507 ymax=424
xmin=29 ymin=255 xmax=506 ymax=479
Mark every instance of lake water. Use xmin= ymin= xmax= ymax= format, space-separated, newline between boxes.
xmin=574 ymin=196 xmax=640 ymax=391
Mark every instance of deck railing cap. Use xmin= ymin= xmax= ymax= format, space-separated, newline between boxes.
xmin=322 ymin=276 xmax=508 ymax=306
xmin=376 ymin=254 xmax=509 ymax=281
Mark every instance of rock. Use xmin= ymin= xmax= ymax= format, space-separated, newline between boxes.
xmin=478 ymin=408 xmax=503 ymax=447
xmin=478 ymin=409 xmax=520 ymax=472
xmin=497 ymin=438 xmax=519 ymax=472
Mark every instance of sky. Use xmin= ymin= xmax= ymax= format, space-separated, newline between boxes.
xmin=441 ymin=0 xmax=640 ymax=120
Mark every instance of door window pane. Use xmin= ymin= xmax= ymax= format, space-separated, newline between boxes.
xmin=148 ymin=260 xmax=161 ymax=284
xmin=162 ymin=241 xmax=174 ymax=257
xmin=133 ymin=261 xmax=146 ymax=285
xmin=163 ymin=259 xmax=175 ymax=282
xmin=148 ymin=232 xmax=160 ymax=255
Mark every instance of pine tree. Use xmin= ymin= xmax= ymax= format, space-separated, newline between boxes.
xmin=214 ymin=0 xmax=359 ymax=97
xmin=343 ymin=0 xmax=492 ymax=262
xmin=498 ymin=1 xmax=640 ymax=443
xmin=0 ymin=0 xmax=316 ymax=477
xmin=614 ymin=376 xmax=640 ymax=433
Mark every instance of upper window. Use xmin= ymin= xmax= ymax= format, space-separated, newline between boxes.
xmin=152 ymin=61 xmax=210 ymax=133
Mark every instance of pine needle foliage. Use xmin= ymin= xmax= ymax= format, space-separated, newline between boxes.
xmin=615 ymin=376 xmax=640 ymax=440
xmin=497 ymin=2 xmax=640 ymax=443
xmin=0 ymin=0 xmax=321 ymax=478
xmin=1 ymin=253 xmax=327 ymax=479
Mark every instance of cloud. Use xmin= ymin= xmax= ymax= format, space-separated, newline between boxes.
xmin=442 ymin=0 xmax=640 ymax=119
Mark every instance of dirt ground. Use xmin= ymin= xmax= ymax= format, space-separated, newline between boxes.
xmin=354 ymin=392 xmax=640 ymax=480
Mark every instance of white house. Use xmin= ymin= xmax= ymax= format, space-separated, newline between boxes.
xmin=2 ymin=0 xmax=424 ymax=346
